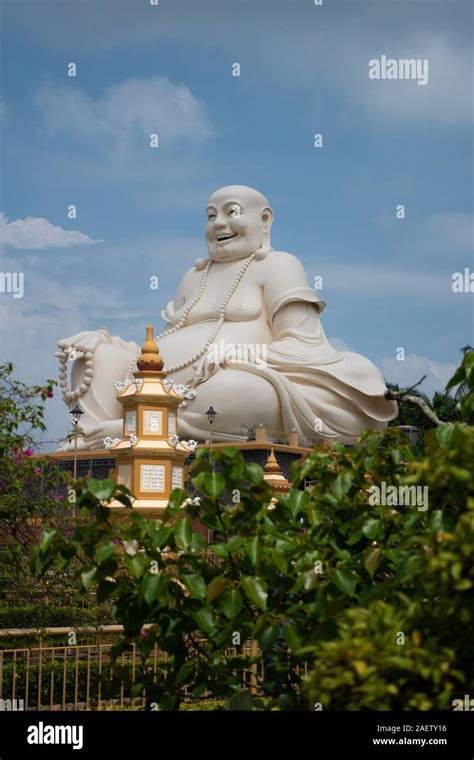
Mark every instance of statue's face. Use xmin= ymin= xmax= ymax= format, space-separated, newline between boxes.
xmin=205 ymin=186 xmax=272 ymax=262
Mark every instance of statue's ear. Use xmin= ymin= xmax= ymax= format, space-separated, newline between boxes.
xmin=261 ymin=206 xmax=273 ymax=232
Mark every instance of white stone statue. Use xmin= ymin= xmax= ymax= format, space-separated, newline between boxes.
xmin=56 ymin=185 xmax=397 ymax=450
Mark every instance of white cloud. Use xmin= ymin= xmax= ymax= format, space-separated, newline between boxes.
xmin=378 ymin=353 xmax=457 ymax=396
xmin=0 ymin=213 xmax=101 ymax=250
xmin=346 ymin=33 xmax=473 ymax=126
xmin=9 ymin=3 xmax=472 ymax=126
xmin=35 ymin=77 xmax=213 ymax=164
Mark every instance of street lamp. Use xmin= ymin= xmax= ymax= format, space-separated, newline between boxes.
xmin=69 ymin=404 xmax=84 ymax=482
xmin=205 ymin=406 xmax=218 ymax=456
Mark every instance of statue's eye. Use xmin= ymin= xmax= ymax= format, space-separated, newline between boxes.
xmin=229 ymin=205 xmax=241 ymax=218
xmin=207 ymin=213 xmax=216 ymax=221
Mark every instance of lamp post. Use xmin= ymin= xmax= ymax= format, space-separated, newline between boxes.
xmin=69 ymin=404 xmax=84 ymax=483
xmin=205 ymin=406 xmax=218 ymax=457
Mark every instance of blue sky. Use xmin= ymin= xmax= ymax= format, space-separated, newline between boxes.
xmin=0 ymin=0 xmax=473 ymax=448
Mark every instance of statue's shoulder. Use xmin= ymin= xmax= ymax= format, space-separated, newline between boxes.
xmin=262 ymin=249 xmax=303 ymax=271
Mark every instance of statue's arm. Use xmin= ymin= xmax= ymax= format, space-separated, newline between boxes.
xmin=263 ymin=251 xmax=325 ymax=336
xmin=161 ymin=268 xmax=194 ymax=324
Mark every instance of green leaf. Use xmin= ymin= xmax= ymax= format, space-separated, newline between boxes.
xmin=220 ymin=589 xmax=243 ymax=620
xmin=130 ymin=553 xmax=147 ymax=579
xmin=193 ymin=607 xmax=216 ymax=634
xmin=152 ymin=526 xmax=174 ymax=549
xmin=203 ymin=471 xmax=226 ymax=499
xmin=226 ymin=536 xmax=244 ymax=553
xmin=39 ymin=529 xmax=57 ymax=554
xmin=167 ymin=488 xmax=187 ymax=510
xmin=176 ymin=659 xmax=195 ymax=685
xmin=258 ymin=625 xmax=279 ymax=653
xmin=445 ymin=366 xmax=465 ymax=391
xmin=245 ymin=462 xmax=264 ymax=485
xmin=190 ymin=532 xmax=206 ymax=553
xmin=96 ymin=542 xmax=116 ymax=565
xmin=174 ymin=518 xmax=192 ymax=549
xmin=88 ymin=479 xmax=116 ymax=502
xmin=81 ymin=567 xmax=97 ymax=591
xmin=364 ymin=548 xmax=384 ymax=576
xmin=245 ymin=537 xmax=261 ymax=566
xmin=183 ymin=573 xmax=207 ymax=600
xmin=330 ymin=568 xmax=357 ymax=597
xmin=347 ymin=529 xmax=363 ymax=546
xmin=206 ymin=576 xmax=227 ymax=603
xmin=113 ymin=493 xmax=133 ymax=508
xmin=331 ymin=473 xmax=352 ymax=499
xmin=270 ymin=548 xmax=287 ymax=574
xmin=242 ymin=576 xmax=267 ymax=611
xmin=427 ymin=510 xmax=444 ymax=533
xmin=225 ymin=690 xmax=252 ymax=711
xmin=283 ymin=622 xmax=301 ymax=652
xmin=284 ymin=489 xmax=310 ymax=519
xmin=390 ymin=448 xmax=402 ymax=465
xmin=221 ymin=446 xmax=240 ymax=460
xmin=436 ymin=424 xmax=455 ymax=449
xmin=140 ymin=573 xmax=164 ymax=606
xmin=362 ymin=518 xmax=380 ymax=540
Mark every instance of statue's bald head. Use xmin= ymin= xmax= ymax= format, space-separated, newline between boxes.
xmin=205 ymin=185 xmax=273 ymax=262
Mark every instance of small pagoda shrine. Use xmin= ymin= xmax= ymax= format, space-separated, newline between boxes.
xmin=109 ymin=324 xmax=192 ymax=516
xmin=263 ymin=448 xmax=292 ymax=494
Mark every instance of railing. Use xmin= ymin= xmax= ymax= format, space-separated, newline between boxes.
xmin=0 ymin=627 xmax=296 ymax=710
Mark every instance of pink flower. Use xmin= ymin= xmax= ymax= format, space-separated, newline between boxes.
xmin=47 ymin=390 xmax=54 ymax=398
xmin=23 ymin=448 xmax=34 ymax=457
xmin=33 ymin=468 xmax=41 ymax=476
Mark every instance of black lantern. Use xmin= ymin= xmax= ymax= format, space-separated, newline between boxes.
xmin=69 ymin=404 xmax=84 ymax=425
xmin=205 ymin=406 xmax=218 ymax=425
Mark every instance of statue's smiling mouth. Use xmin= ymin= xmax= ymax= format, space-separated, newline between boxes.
xmin=216 ymin=232 xmax=238 ymax=243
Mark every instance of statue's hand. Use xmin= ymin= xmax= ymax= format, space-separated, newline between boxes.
xmin=57 ymin=328 xmax=110 ymax=356
xmin=82 ymin=419 xmax=123 ymax=449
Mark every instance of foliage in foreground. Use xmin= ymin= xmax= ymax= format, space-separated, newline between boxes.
xmin=32 ymin=432 xmax=474 ymax=709
xmin=25 ymin=351 xmax=474 ymax=708
xmin=0 ymin=362 xmax=108 ymax=624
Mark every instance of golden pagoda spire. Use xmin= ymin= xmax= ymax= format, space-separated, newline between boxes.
xmin=136 ymin=324 xmax=164 ymax=373
xmin=264 ymin=448 xmax=281 ymax=473
xmin=263 ymin=448 xmax=291 ymax=493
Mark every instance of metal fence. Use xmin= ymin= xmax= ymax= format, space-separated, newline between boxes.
xmin=0 ymin=628 xmax=286 ymax=710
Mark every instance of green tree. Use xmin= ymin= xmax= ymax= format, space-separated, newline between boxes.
xmin=31 ymin=356 xmax=474 ymax=710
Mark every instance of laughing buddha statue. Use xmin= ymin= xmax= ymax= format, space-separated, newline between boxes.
xmin=56 ymin=185 xmax=397 ymax=450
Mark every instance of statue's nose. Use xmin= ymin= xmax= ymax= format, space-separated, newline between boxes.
xmin=213 ymin=220 xmax=227 ymax=230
